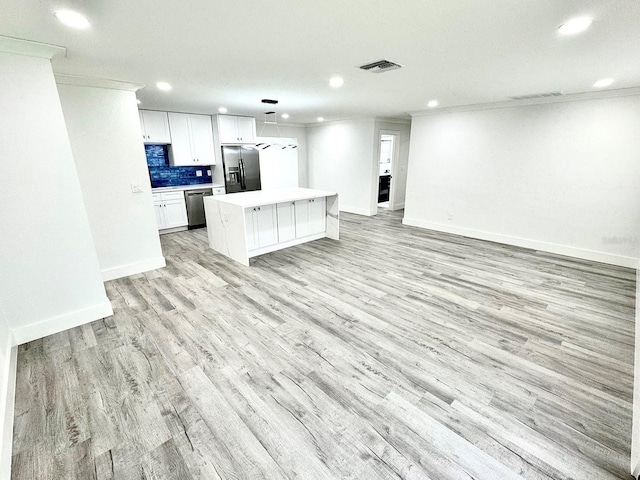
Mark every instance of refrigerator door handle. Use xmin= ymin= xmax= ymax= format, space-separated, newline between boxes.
xmin=239 ymin=158 xmax=246 ymax=190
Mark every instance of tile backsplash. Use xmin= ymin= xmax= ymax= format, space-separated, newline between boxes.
xmin=146 ymin=145 xmax=212 ymax=188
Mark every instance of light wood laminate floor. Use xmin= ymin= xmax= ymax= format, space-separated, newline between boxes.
xmin=12 ymin=209 xmax=636 ymax=479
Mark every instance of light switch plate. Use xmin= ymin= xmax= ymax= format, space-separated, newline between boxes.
xmin=130 ymin=183 xmax=143 ymax=193
xmin=196 ymin=170 xmax=203 ymax=177
xmin=207 ymin=170 xmax=212 ymax=176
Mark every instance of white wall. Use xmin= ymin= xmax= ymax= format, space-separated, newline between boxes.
xmin=0 ymin=52 xmax=112 ymax=344
xmin=256 ymin=138 xmax=299 ymax=190
xmin=307 ymin=119 xmax=377 ymax=216
xmin=256 ymin=122 xmax=308 ymax=187
xmin=404 ymin=96 xmax=640 ymax=267
xmin=57 ymin=83 xmax=165 ymax=281
xmin=374 ymin=120 xmax=411 ymax=210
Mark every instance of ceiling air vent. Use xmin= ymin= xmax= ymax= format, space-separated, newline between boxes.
xmin=359 ymin=59 xmax=403 ymax=73
xmin=509 ymin=91 xmax=564 ymax=101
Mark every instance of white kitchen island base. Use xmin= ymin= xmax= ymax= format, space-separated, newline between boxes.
xmin=204 ymin=188 xmax=339 ymax=266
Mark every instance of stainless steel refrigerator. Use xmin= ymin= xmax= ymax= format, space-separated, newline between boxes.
xmin=221 ymin=146 xmax=262 ymax=193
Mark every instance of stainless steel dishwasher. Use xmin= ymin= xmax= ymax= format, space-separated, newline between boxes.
xmin=185 ymin=188 xmax=213 ymax=229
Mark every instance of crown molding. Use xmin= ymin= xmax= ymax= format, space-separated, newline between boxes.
xmin=410 ymin=87 xmax=640 ymax=117
xmin=0 ymin=36 xmax=66 ymax=59
xmin=54 ymin=74 xmax=144 ymax=92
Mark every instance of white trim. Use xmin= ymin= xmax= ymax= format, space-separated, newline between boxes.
xmin=0 ymin=345 xmax=17 ymax=480
xmin=340 ymin=205 xmax=375 ymax=216
xmin=409 ymin=87 xmax=640 ymax=117
xmin=101 ymin=256 xmax=166 ymax=281
xmin=54 ymin=74 xmax=144 ymax=92
xmin=374 ymin=116 xmax=412 ymax=125
xmin=159 ymin=226 xmax=188 ymax=235
xmin=12 ymin=300 xmax=114 ymax=345
xmin=402 ymin=217 xmax=639 ymax=268
xmin=248 ymin=232 xmax=327 ymax=258
xmin=391 ymin=202 xmax=405 ymax=211
xmin=0 ymin=35 xmax=66 ymax=59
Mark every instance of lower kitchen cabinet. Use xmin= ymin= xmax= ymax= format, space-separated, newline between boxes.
xmin=245 ymin=204 xmax=278 ymax=250
xmin=295 ymin=197 xmax=326 ymax=238
xmin=276 ymin=202 xmax=296 ymax=242
xmin=153 ymin=192 xmax=188 ymax=230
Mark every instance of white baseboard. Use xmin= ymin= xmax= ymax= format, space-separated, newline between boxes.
xmin=402 ymin=217 xmax=639 ymax=268
xmin=391 ymin=202 xmax=405 ymax=211
xmin=12 ymin=300 xmax=114 ymax=345
xmin=0 ymin=345 xmax=17 ymax=480
xmin=101 ymin=256 xmax=166 ymax=282
xmin=340 ymin=206 xmax=375 ymax=216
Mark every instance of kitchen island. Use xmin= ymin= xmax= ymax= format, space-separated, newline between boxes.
xmin=204 ymin=188 xmax=339 ymax=266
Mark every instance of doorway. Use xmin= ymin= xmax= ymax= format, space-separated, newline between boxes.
xmin=377 ymin=133 xmax=396 ymax=209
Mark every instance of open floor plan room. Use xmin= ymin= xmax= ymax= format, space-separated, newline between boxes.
xmin=11 ymin=211 xmax=636 ymax=479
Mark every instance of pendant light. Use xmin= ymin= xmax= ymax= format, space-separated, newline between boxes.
xmin=256 ymin=99 xmax=298 ymax=150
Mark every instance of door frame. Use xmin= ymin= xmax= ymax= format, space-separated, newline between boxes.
xmin=376 ymin=129 xmax=401 ymax=211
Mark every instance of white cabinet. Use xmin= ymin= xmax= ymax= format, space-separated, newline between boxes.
xmin=245 ymin=204 xmax=278 ymax=251
xmin=153 ymin=192 xmax=188 ymax=230
xmin=139 ymin=110 xmax=171 ymax=144
xmin=276 ymin=202 xmax=296 ymax=242
xmin=295 ymin=197 xmax=326 ymax=238
xmin=218 ymin=115 xmax=256 ymax=144
xmin=168 ymin=113 xmax=216 ymax=166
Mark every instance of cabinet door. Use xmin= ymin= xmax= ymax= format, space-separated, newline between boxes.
xmin=308 ymin=197 xmax=326 ymax=235
xmin=255 ymin=204 xmax=278 ymax=248
xmin=139 ymin=111 xmax=147 ymax=142
xmin=277 ymin=202 xmax=296 ymax=242
xmin=190 ymin=114 xmax=216 ymax=165
xmin=167 ymin=113 xmax=195 ymax=166
xmin=236 ymin=116 xmax=256 ymax=143
xmin=245 ymin=208 xmax=258 ymax=251
xmin=217 ymin=115 xmax=238 ymax=144
xmin=141 ymin=110 xmax=171 ymax=144
xmin=163 ymin=199 xmax=189 ymax=228
xmin=154 ymin=202 xmax=165 ymax=229
xmin=294 ymin=199 xmax=311 ymax=238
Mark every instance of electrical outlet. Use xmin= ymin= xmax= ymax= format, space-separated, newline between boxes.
xmin=447 ymin=212 xmax=454 ymax=221
xmin=196 ymin=170 xmax=203 ymax=177
xmin=130 ymin=183 xmax=143 ymax=193
xmin=207 ymin=169 xmax=212 ymax=176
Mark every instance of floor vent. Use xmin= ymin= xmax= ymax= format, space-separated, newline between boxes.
xmin=509 ymin=91 xmax=564 ymax=101
xmin=359 ymin=59 xmax=403 ymax=73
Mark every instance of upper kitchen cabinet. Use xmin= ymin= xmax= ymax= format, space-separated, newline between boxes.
xmin=139 ymin=110 xmax=171 ymax=144
xmin=167 ymin=112 xmax=216 ymax=166
xmin=217 ymin=115 xmax=256 ymax=144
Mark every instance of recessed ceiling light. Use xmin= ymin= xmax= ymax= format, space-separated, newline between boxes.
xmin=54 ymin=9 xmax=90 ymax=29
xmin=218 ymin=107 xmax=228 ymax=113
xmin=593 ymin=78 xmax=614 ymax=88
xmin=281 ymin=113 xmax=290 ymax=119
xmin=136 ymin=99 xmax=141 ymax=105
xmin=317 ymin=117 xmax=325 ymax=122
xmin=329 ymin=76 xmax=344 ymax=88
xmin=156 ymin=82 xmax=172 ymax=91
xmin=427 ymin=100 xmax=439 ymax=108
xmin=558 ymin=17 xmax=592 ymax=36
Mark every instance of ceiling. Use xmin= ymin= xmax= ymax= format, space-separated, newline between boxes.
xmin=2 ymin=0 xmax=640 ymax=123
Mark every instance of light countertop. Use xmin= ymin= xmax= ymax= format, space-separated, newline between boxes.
xmin=205 ymin=187 xmax=337 ymax=208
xmin=152 ymin=183 xmax=224 ymax=193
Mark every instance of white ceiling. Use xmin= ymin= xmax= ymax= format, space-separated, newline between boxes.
xmin=3 ymin=0 xmax=640 ymax=123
